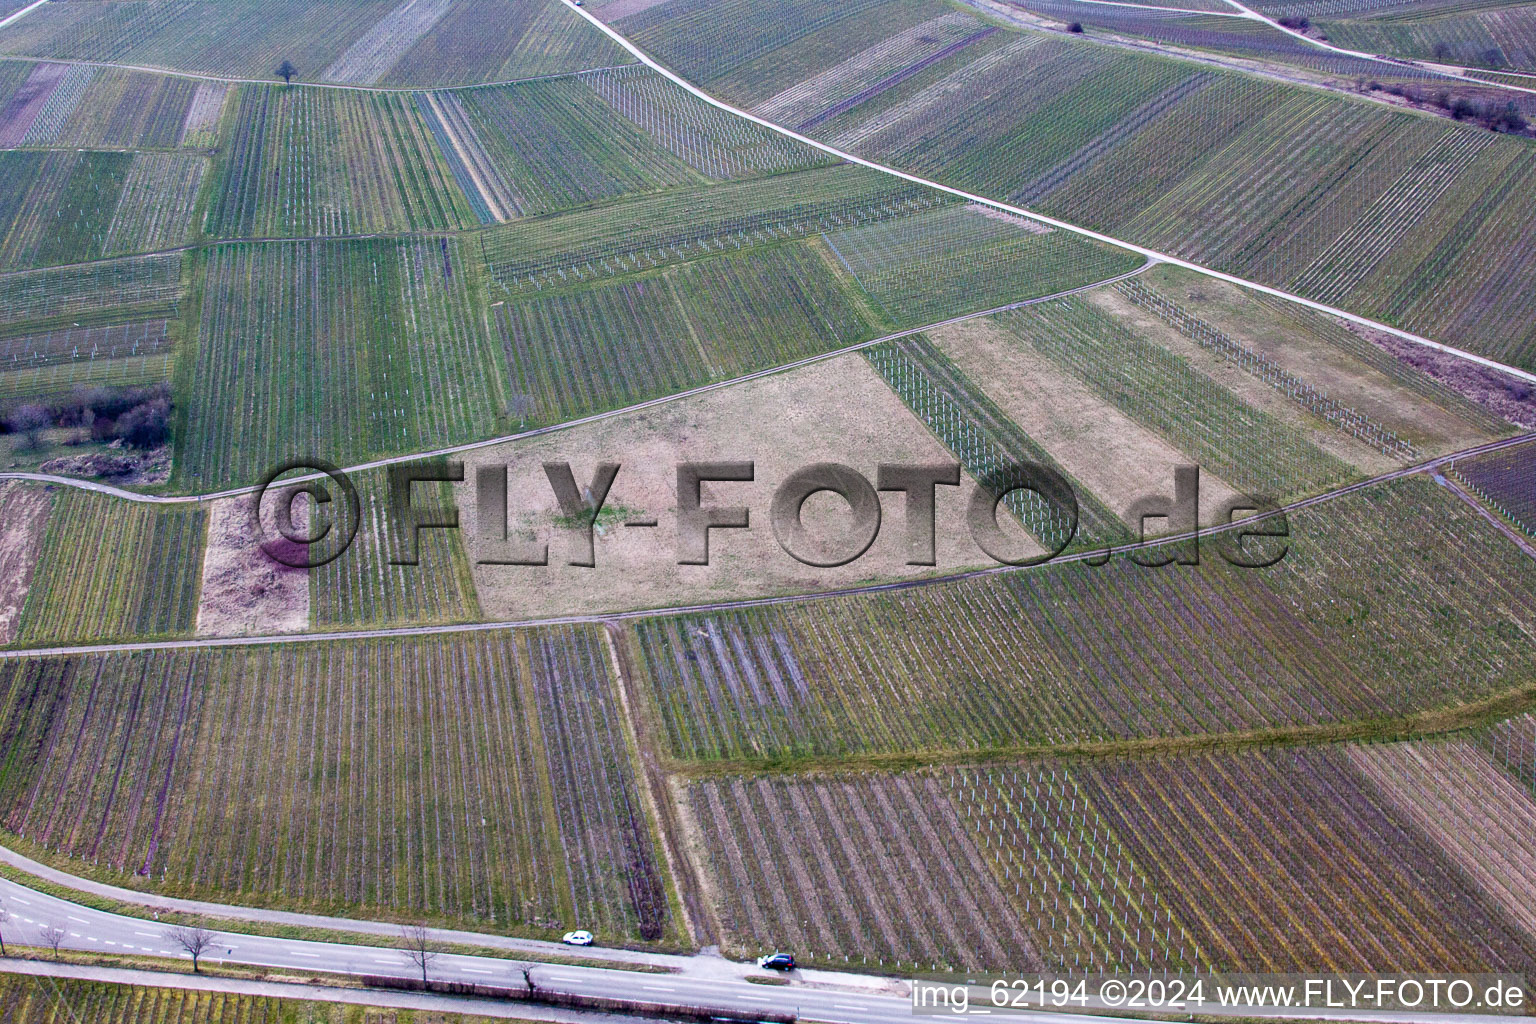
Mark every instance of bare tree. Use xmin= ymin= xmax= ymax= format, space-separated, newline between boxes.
xmin=8 ymin=404 xmax=51 ymax=450
xmin=40 ymin=923 xmax=66 ymax=960
xmin=399 ymin=924 xmax=441 ymax=986
xmin=513 ymin=962 xmax=539 ymax=999
xmin=0 ymin=902 xmax=10 ymax=957
xmin=276 ymin=60 xmax=296 ymax=85
xmin=165 ymin=925 xmax=218 ymax=973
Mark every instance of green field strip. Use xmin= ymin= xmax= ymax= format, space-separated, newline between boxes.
xmin=451 ymin=74 xmax=703 ymax=217
xmin=204 ymin=84 xmax=477 ymax=238
xmin=863 ymin=331 xmax=1129 ymax=549
xmin=310 ymin=466 xmax=483 ymax=630
xmin=175 ymin=238 xmax=507 ymax=490
xmin=14 ymin=489 xmax=205 ymax=646
xmin=823 ymin=202 xmax=1140 ymax=325
xmin=493 ymin=237 xmax=877 ymax=427
xmin=476 ymin=162 xmax=945 ymax=291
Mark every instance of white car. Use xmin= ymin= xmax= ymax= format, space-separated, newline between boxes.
xmin=562 ymin=929 xmax=594 ymax=947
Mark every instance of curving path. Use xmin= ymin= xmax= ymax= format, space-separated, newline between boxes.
xmin=561 ymin=0 xmax=1536 ymax=391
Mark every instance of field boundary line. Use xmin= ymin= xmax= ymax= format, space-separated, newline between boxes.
xmin=0 ymin=261 xmax=1156 ymax=504
xmin=1 ymin=430 xmax=1530 ymax=659
xmin=558 ymin=0 xmax=1536 ymax=386
xmin=1434 ymin=471 xmax=1536 ymax=560
xmin=0 ymin=52 xmax=644 ymax=93
xmin=666 ymin=677 xmax=1536 ymax=778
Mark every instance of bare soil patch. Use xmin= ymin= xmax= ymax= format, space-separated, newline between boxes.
xmin=457 ymin=354 xmax=1033 ymax=618
xmin=195 ymin=494 xmax=309 ymax=637
xmin=0 ymin=482 xmax=52 ymax=643
xmin=930 ymin=317 xmax=1245 ymax=526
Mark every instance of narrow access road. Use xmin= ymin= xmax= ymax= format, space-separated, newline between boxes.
xmin=2 ymin=430 xmax=1531 ymax=661
xmin=0 ymin=261 xmax=1156 ymax=505
xmin=0 ymin=0 xmax=48 ymax=31
xmin=561 ymin=0 xmax=1536 ymax=388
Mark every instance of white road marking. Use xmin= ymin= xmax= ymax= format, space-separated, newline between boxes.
xmin=135 ymin=931 xmax=159 ymax=938
xmin=835 ymin=1004 xmax=868 ymax=1010
xmin=289 ymin=952 xmax=320 ymax=958
xmin=643 ymin=984 xmax=676 ymax=991
xmin=10 ymin=898 xmax=28 ymax=905
xmin=67 ymin=916 xmax=87 ymax=924
xmin=462 ymin=968 xmax=493 ymax=974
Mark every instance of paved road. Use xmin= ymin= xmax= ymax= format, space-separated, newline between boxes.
xmin=2 ymin=429 xmax=1530 ymax=660
xmin=0 ymin=874 xmax=920 ymax=1023
xmin=4 ymin=876 xmax=1535 ymax=1024
xmin=562 ymin=0 xmax=1536 ymax=389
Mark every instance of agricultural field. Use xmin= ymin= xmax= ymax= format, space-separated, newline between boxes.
xmin=494 ymin=239 xmax=876 ymax=425
xmin=177 ymin=239 xmax=506 ymax=489
xmin=14 ymin=489 xmax=205 ymax=645
xmin=675 ymin=2 xmax=1536 ymax=367
xmin=475 ymin=162 xmax=944 ymax=292
xmin=682 ymin=745 xmax=1536 ymax=971
xmin=0 ymin=0 xmax=402 ymax=81
xmin=418 ymin=67 xmax=832 ymax=222
xmin=376 ymin=0 xmax=637 ymax=87
xmin=587 ymin=65 xmax=836 ymax=180
xmin=1320 ymin=5 xmax=1536 ymax=72
xmin=438 ymin=75 xmax=702 ymax=217
xmin=627 ymin=477 xmax=1536 ymax=762
xmin=613 ymin=0 xmax=923 ymax=92
xmin=0 ymin=318 xmax=173 ymax=405
xmin=1453 ymin=437 xmax=1536 ymax=534
xmin=310 ymin=465 xmax=482 ymax=629
xmin=994 ymin=296 xmax=1359 ymax=501
xmin=1126 ymin=264 xmax=1512 ymax=453
xmin=0 ymin=65 xmax=203 ymax=149
xmin=864 ymin=332 xmax=1128 ymax=550
xmin=1011 ymin=0 xmax=1448 ymax=80
xmin=1482 ymin=713 xmax=1536 ymax=795
xmin=0 ymin=627 xmax=678 ymax=942
xmin=0 ymin=975 xmax=514 ymax=1024
xmin=454 ymin=350 xmax=1006 ymax=620
xmin=204 ymin=85 xmax=476 ymax=238
xmin=0 ymin=149 xmax=206 ymax=268
xmin=823 ymin=202 xmax=1138 ymax=325
xmin=0 ymin=482 xmax=50 ymax=645
xmin=0 ymin=253 xmax=184 ymax=328
xmin=1349 ymin=738 xmax=1536 ymax=939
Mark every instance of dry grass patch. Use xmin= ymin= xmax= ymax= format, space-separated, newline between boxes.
xmin=455 ymin=354 xmax=1029 ymax=619
xmin=1143 ymin=265 xmax=1500 ymax=455
xmin=195 ymin=494 xmax=309 ymax=637
xmin=0 ymin=482 xmax=52 ymax=644
xmin=929 ymin=317 xmax=1245 ymax=526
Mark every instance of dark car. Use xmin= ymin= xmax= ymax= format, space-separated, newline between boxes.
xmin=756 ymin=952 xmax=796 ymax=971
